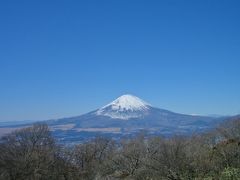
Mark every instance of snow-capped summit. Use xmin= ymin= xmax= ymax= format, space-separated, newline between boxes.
xmin=101 ymin=94 xmax=150 ymax=111
xmin=96 ymin=94 xmax=151 ymax=120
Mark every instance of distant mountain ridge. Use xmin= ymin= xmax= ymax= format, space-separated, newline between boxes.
xmin=44 ymin=94 xmax=226 ymax=143
xmin=0 ymin=94 xmax=230 ymax=143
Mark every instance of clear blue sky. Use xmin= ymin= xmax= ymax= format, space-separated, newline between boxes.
xmin=0 ymin=0 xmax=240 ymax=121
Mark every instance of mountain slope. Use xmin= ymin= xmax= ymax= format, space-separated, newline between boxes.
xmin=0 ymin=94 xmax=227 ymax=143
xmin=44 ymin=94 xmax=224 ymax=142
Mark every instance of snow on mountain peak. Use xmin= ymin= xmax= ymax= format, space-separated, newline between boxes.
xmin=96 ymin=94 xmax=151 ymax=120
xmin=105 ymin=94 xmax=150 ymax=111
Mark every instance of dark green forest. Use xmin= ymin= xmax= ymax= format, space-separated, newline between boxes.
xmin=0 ymin=118 xmax=240 ymax=180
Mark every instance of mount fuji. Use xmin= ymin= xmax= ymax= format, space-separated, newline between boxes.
xmin=0 ymin=94 xmax=227 ymax=143
xmin=39 ymin=94 xmax=225 ymax=143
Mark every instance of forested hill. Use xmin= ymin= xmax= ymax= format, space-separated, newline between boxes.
xmin=0 ymin=117 xmax=240 ymax=179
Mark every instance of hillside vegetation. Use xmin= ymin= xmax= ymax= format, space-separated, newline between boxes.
xmin=0 ymin=118 xmax=240 ymax=180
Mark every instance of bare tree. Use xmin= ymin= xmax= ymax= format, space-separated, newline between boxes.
xmin=72 ymin=137 xmax=114 ymax=179
xmin=0 ymin=124 xmax=59 ymax=180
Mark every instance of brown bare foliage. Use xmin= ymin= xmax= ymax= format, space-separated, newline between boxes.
xmin=0 ymin=118 xmax=240 ymax=180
